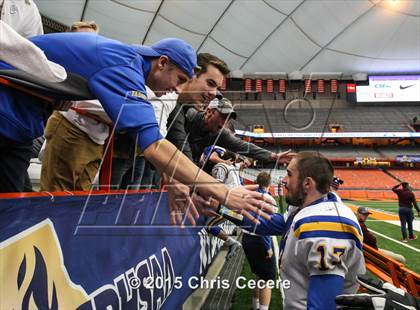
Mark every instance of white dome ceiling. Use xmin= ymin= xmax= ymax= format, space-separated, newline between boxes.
xmin=35 ymin=0 xmax=420 ymax=75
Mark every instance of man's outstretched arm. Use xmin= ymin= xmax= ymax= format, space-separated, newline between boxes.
xmin=144 ymin=139 xmax=275 ymax=223
xmin=218 ymin=206 xmax=286 ymax=236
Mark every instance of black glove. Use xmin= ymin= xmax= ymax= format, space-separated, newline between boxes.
xmin=336 ymin=274 xmax=420 ymax=310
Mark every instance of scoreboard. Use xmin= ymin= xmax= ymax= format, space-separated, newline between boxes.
xmin=356 ymin=75 xmax=420 ymax=103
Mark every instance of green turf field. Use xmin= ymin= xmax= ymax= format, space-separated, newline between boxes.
xmin=230 ymin=259 xmax=283 ymax=310
xmin=346 ymin=200 xmax=420 ymax=274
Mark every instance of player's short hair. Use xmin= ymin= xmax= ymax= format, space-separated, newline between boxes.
xmin=195 ymin=53 xmax=230 ymax=76
xmin=295 ymin=151 xmax=334 ymax=194
xmin=70 ymin=21 xmax=99 ymax=33
xmin=256 ymin=171 xmax=271 ymax=188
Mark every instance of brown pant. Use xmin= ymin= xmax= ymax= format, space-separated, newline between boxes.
xmin=40 ymin=111 xmax=103 ymax=191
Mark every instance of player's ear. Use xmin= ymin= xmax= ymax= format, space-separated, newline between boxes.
xmin=303 ymin=177 xmax=313 ymax=190
xmin=157 ymin=55 xmax=169 ymax=70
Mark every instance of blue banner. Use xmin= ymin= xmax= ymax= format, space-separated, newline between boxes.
xmin=0 ymin=191 xmax=234 ymax=309
xmin=396 ymin=155 xmax=420 ymax=163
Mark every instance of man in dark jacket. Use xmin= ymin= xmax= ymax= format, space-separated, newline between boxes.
xmin=356 ymin=206 xmax=406 ymax=263
xmin=356 ymin=207 xmax=378 ymax=249
xmin=167 ymin=97 xmax=291 ymax=164
xmin=392 ymin=182 xmax=419 ymax=241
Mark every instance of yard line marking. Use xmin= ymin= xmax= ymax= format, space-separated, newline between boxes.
xmin=368 ymin=228 xmax=420 ymax=253
xmin=384 ymin=220 xmax=420 ymax=232
xmin=364 ymin=220 xmax=420 ymax=232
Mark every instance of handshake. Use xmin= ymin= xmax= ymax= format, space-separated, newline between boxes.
xmin=165 ymin=182 xmax=277 ymax=227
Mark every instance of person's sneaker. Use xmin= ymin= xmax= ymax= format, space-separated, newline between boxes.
xmin=226 ymin=241 xmax=242 ymax=260
xmin=401 ymin=238 xmax=408 ymax=243
xmin=409 ymin=235 xmax=417 ymax=240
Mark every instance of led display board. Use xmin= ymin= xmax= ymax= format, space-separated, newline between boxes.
xmin=356 ymin=75 xmax=420 ymax=102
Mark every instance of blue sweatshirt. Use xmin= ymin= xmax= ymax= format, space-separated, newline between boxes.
xmin=0 ymin=33 xmax=162 ymax=149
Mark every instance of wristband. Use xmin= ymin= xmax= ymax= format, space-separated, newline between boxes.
xmin=219 ymin=206 xmax=244 ymax=221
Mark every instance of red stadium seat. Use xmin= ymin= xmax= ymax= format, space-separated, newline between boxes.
xmin=387 ymin=170 xmax=420 ymax=190
xmin=334 ymin=169 xmax=396 ymax=189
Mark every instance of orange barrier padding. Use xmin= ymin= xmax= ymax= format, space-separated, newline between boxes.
xmin=339 ymin=190 xmax=420 ymax=200
xmin=363 ymin=243 xmax=420 ymax=297
xmin=350 ymin=190 xmax=369 ymax=199
xmin=0 ymin=188 xmax=161 ymax=199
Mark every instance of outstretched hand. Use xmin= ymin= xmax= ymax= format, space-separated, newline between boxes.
xmin=192 ymin=193 xmax=219 ymax=217
xmin=165 ymin=182 xmax=199 ymax=228
xmin=192 ymin=184 xmax=276 ymax=224
xmin=271 ymin=149 xmax=296 ymax=164
xmin=222 ymin=185 xmax=276 ymax=224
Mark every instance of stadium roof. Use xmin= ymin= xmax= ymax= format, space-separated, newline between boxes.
xmin=36 ymin=0 xmax=420 ymax=76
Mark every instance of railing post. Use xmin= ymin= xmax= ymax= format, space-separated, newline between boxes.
xmin=387 ymin=262 xmax=400 ymax=288
xmin=404 ymin=272 xmax=419 ymax=298
xmin=100 ymin=129 xmax=114 ymax=192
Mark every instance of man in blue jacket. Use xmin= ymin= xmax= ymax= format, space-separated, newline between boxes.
xmin=0 ymin=34 xmax=194 ymax=193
